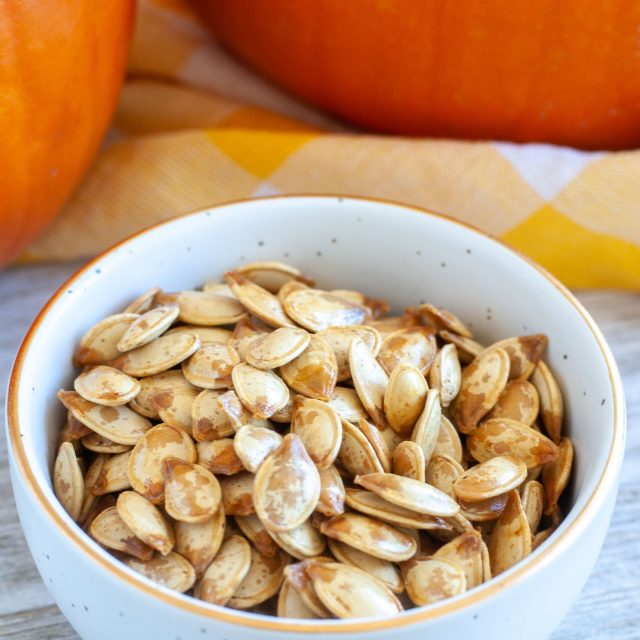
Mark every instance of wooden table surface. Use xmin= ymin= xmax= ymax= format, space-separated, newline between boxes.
xmin=1 ymin=261 xmax=638 ymax=640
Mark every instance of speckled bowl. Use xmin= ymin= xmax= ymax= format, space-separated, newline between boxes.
xmin=6 ymin=196 xmax=626 ymax=640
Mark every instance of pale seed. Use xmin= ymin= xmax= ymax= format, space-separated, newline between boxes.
xmin=220 ymin=471 xmax=256 ymax=516
xmin=438 ymin=330 xmax=485 ymax=363
xmin=349 ymin=337 xmax=389 ymax=427
xmin=453 ymin=455 xmax=528 ymax=502
xmin=182 ymin=342 xmax=240 ymax=389
xmin=327 ymin=386 xmax=369 ymax=423
xmin=232 ymin=363 xmax=290 ymax=419
xmin=428 ymin=344 xmax=462 ymax=407
xmin=156 ymin=291 xmax=245 ymax=326
xmin=338 ymin=418 xmax=384 ymax=477
xmin=117 ymin=305 xmax=180 ymax=352
xmin=90 ymin=506 xmax=153 ymax=561
xmin=521 ymin=480 xmax=545 ymax=533
xmin=358 ymin=418 xmax=392 ymax=472
xmin=74 ymin=366 xmax=141 ymax=406
xmin=284 ymin=558 xmax=333 ymax=618
xmin=233 ymin=425 xmax=283 ymax=473
xmin=191 ymin=389 xmax=235 ymax=442
xmin=377 ymin=327 xmax=437 ymax=376
xmin=433 ymin=530 xmax=487 ymax=589
xmin=384 ymin=363 xmax=428 ymax=436
xmin=277 ymin=580 xmax=318 ymax=618
xmin=425 ymin=454 xmax=464 ymax=498
xmin=74 ymin=313 xmax=139 ymax=366
xmin=81 ymin=432 xmax=131 ymax=454
xmin=123 ymin=287 xmax=160 ymax=314
xmin=433 ymin=416 xmax=463 ymax=464
xmin=129 ymin=370 xmax=195 ymax=420
xmin=236 ymin=260 xmax=314 ymax=293
xmin=458 ymin=493 xmax=508 ymax=523
xmin=53 ymin=442 xmax=84 ymax=521
xmin=166 ymin=325 xmax=233 ymax=345
xmin=124 ymin=551 xmax=196 ymax=593
xmin=151 ymin=386 xmax=199 ymax=434
xmin=245 ymin=327 xmax=310 ymax=369
xmin=401 ymin=556 xmax=466 ymax=605
xmin=79 ymin=454 xmax=106 ymax=524
xmin=317 ymin=325 xmax=381 ymax=381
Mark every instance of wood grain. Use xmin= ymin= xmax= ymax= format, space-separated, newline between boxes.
xmin=0 ymin=262 xmax=638 ymax=639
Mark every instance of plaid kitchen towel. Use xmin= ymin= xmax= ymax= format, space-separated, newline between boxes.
xmin=23 ymin=0 xmax=640 ymax=289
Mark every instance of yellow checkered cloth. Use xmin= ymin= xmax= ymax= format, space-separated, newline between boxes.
xmin=24 ymin=0 xmax=640 ymax=289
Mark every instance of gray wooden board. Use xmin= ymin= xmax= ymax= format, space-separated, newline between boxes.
xmin=0 ymin=262 xmax=638 ymax=639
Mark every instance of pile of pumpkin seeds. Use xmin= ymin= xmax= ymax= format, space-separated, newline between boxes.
xmin=53 ymin=261 xmax=573 ymax=619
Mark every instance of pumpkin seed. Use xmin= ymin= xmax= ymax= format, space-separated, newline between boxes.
xmin=90 ymin=506 xmax=154 ymax=561
xmin=81 ymin=494 xmax=117 ymax=533
xmin=128 ymin=424 xmax=196 ymax=503
xmin=220 ymin=472 xmax=256 ymax=516
xmin=401 ymin=556 xmax=466 ymax=605
xmin=280 ymin=335 xmax=338 ymax=401
xmin=306 ymin=561 xmax=403 ymax=618
xmin=81 ymin=432 xmax=131 ymax=454
xmin=393 ymin=441 xmax=426 ymax=482
xmin=58 ymin=411 xmax=92 ymax=445
xmin=175 ymin=504 xmax=226 ymax=577
xmin=225 ymin=271 xmax=295 ymax=328
xmin=316 ymin=465 xmax=346 ymax=517
xmin=433 ymin=530 xmax=487 ymax=588
xmin=196 ymin=439 xmax=243 ymax=475
xmin=123 ymin=287 xmax=161 ymax=314
xmin=235 ymin=513 xmax=280 ymax=557
xmin=182 ymin=342 xmax=240 ymax=389
xmin=366 ymin=314 xmax=418 ymax=339
xmin=377 ymin=327 xmax=437 ymax=377
xmin=278 ymin=279 xmax=310 ymax=303
xmin=277 ymin=580 xmax=318 ymax=618
xmin=163 ymin=458 xmax=222 ymax=523
xmin=358 ymin=418 xmax=392 ymax=472
xmin=317 ymin=325 xmax=382 ymax=381
xmin=438 ymin=330 xmax=485 ymax=363
xmin=521 ymin=480 xmax=545 ymax=533
xmin=320 ymin=513 xmax=416 ymax=562
xmin=58 ymin=390 xmax=151 ymax=446
xmin=228 ymin=547 xmax=290 ymax=609
xmin=254 ymin=434 xmax=321 ymax=532
xmin=232 ymin=363 xmax=290 ymax=419
xmin=418 ymin=304 xmax=473 ymax=338
xmin=156 ymin=290 xmax=246 ymax=326
xmin=532 ymin=526 xmax=555 ymax=550
xmin=53 ymin=442 xmax=84 ymax=521
xmin=354 ymin=472 xmax=460 ymax=517
xmin=542 ymin=437 xmax=574 ymax=514
xmin=245 ymin=327 xmax=310 ymax=369
xmin=282 ymin=288 xmax=368 ymax=332
xmin=467 ymin=418 xmax=560 ymax=469
xmin=129 ymin=370 xmax=195 ymax=420
xmin=349 ymin=337 xmax=389 ymax=427
xmin=230 ymin=316 xmax=270 ymax=360
xmin=166 ymin=325 xmax=233 ymax=345
xmin=79 ymin=454 xmax=106 ymax=524
xmin=488 ymin=490 xmax=532 ymax=575
xmin=459 ymin=493 xmax=509 ymax=522
xmin=410 ymin=389 xmax=441 ymax=464
xmin=433 ymin=416 xmax=463 ymax=463
xmin=384 ymin=363 xmax=428 ymax=436
xmin=270 ymin=518 xmax=326 ymax=559
xmin=531 ymin=361 xmax=564 ymax=444
xmin=202 ymin=281 xmax=236 ymax=297
xmin=217 ymin=388 xmax=272 ymax=431
xmin=327 ymin=386 xmax=369 ymax=423
xmin=338 ymin=418 xmax=384 ymax=476
xmin=117 ymin=305 xmax=180 ymax=352
xmin=124 ymin=551 xmax=196 ymax=593
xmin=91 ymin=450 xmax=132 ymax=495
xmin=344 ymin=488 xmax=452 ymax=532
xmin=233 ymin=425 xmax=283 ymax=473
xmin=236 ymin=260 xmax=314 ymax=293
xmin=429 ymin=344 xmax=462 ymax=407
xmin=74 ymin=313 xmax=139 ymax=366
xmin=190 ymin=390 xmax=232 ymax=441
xmin=489 ymin=334 xmax=548 ymax=380
xmin=453 ymin=455 xmax=528 ymax=502
xmin=450 ymin=347 xmax=510 ymax=433
xmin=425 ymin=454 xmax=464 ymax=498
xmin=284 ymin=558 xmax=333 ymax=618
xmin=116 ymin=491 xmax=175 ymax=555
xmin=74 ymin=366 xmax=141 ymax=406
xmin=486 ymin=379 xmax=540 ymax=427
xmin=290 ymin=396 xmax=342 ymax=469
xmin=111 ymin=332 xmax=201 ymax=377
xmin=151 ymin=386 xmax=199 ymax=434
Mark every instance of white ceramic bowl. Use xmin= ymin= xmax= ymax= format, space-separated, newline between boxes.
xmin=6 ymin=196 xmax=625 ymax=640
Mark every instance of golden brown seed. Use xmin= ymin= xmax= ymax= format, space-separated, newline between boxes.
xmin=182 ymin=343 xmax=240 ymax=389
xmin=58 ymin=390 xmax=152 ymax=446
xmin=521 ymin=480 xmax=545 ymax=533
xmin=383 ymin=363 xmax=428 ymax=436
xmin=128 ymin=424 xmax=196 ymax=503
xmin=74 ymin=366 xmax=141 ymax=406
xmin=290 ymin=396 xmax=342 ymax=469
xmin=377 ymin=327 xmax=437 ymax=376
xmin=280 ymin=335 xmax=338 ymax=401
xmin=111 ymin=332 xmax=201 ymax=377
xmin=401 ymin=556 xmax=467 ymax=605
xmin=306 ymin=561 xmax=403 ymax=618
xmin=418 ymin=303 xmax=472 ymax=338
xmin=393 ymin=441 xmax=426 ymax=482
xmin=129 ymin=370 xmax=195 ymax=420
xmin=458 ymin=493 xmax=509 ymax=522
xmin=197 ymin=439 xmax=244 ymax=475
xmin=231 ymin=363 xmax=290 ymax=419
xmin=254 ymin=434 xmax=321 ymax=532
xmin=358 ymin=418 xmax=392 ymax=472
xmin=156 ymin=290 xmax=246 ymax=326
xmin=79 ymin=454 xmax=106 ymax=524
xmin=277 ymin=580 xmax=318 ymax=618
xmin=151 ymin=386 xmax=199 ymax=434
xmin=467 ymin=418 xmax=560 ymax=469
xmin=532 ymin=527 xmax=556 ymax=550
xmin=81 ymin=432 xmax=131 ymax=454
xmin=270 ymin=518 xmax=326 ymax=559
xmin=124 ymin=551 xmax=196 ymax=593
xmin=217 ymin=388 xmax=271 ymax=431
xmin=338 ymin=418 xmax=384 ymax=477
xmin=433 ymin=530 xmax=487 ymax=589
xmin=317 ymin=325 xmax=381 ymax=381
xmin=175 ymin=504 xmax=226 ymax=577
xmin=89 ymin=506 xmax=154 ymax=561
xmin=117 ymin=305 xmax=180 ymax=352
xmin=58 ymin=411 xmax=92 ymax=445
xmin=542 ymin=437 xmax=574 ymax=514
xmin=74 ymin=313 xmax=139 ymax=366
xmin=228 ymin=547 xmax=290 ymax=609
xmin=245 ymin=327 xmax=311 ymax=370
xmin=233 ymin=425 xmax=283 ymax=473
xmin=410 ymin=389 xmax=441 ymax=464
xmin=190 ymin=389 xmax=235 ymax=442
xmin=355 ymin=472 xmax=460 ymax=517
xmin=453 ymin=455 xmax=528 ymax=502
xmin=429 ymin=344 xmax=462 ymax=407
xmin=450 ymin=347 xmax=510 ymax=433
xmin=220 ymin=472 xmax=256 ymax=516
xmin=163 ymin=458 xmax=222 ymax=523
xmin=327 ymin=386 xmax=369 ymax=423
xmin=488 ymin=490 xmax=532 ymax=575
xmin=53 ymin=442 xmax=84 ymax=521
xmin=235 ymin=513 xmax=280 ymax=557
xmin=320 ymin=513 xmax=416 ymax=562
xmin=116 ymin=491 xmax=175 ymax=555
xmin=349 ymin=337 xmax=389 ymax=427
xmin=439 ymin=330 xmax=485 ymax=363
xmin=490 ymin=334 xmax=548 ymax=380
xmin=91 ymin=450 xmax=132 ymax=495
xmin=316 ymin=465 xmax=346 ymax=517
xmin=236 ymin=260 xmax=314 ymax=293
xmin=486 ymin=379 xmax=540 ymax=427
xmin=425 ymin=454 xmax=464 ymax=498
xmin=166 ymin=325 xmax=233 ymax=345
xmin=531 ymin=361 xmax=564 ymax=443
xmin=122 ymin=287 xmax=161 ymax=314
xmin=284 ymin=558 xmax=333 ymax=618
xmin=433 ymin=416 xmax=463 ymax=463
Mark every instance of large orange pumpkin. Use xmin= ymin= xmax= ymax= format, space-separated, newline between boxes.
xmin=0 ymin=0 xmax=134 ymax=266
xmin=189 ymin=0 xmax=640 ymax=150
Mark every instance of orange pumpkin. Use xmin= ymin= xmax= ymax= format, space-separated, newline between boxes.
xmin=189 ymin=0 xmax=640 ymax=150
xmin=0 ymin=0 xmax=134 ymax=266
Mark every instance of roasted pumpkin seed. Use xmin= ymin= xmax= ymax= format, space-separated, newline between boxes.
xmin=453 ymin=455 xmax=528 ymax=502
xmin=236 ymin=260 xmax=314 ymax=293
xmin=417 ymin=304 xmax=472 ymax=338
xmin=317 ymin=325 xmax=381 ymax=381
xmin=74 ymin=366 xmax=141 ymax=406
xmin=53 ymin=442 xmax=84 ymax=521
xmin=401 ymin=556 xmax=466 ymax=605
xmin=488 ymin=490 xmax=532 ymax=575
xmin=175 ymin=504 xmax=226 ymax=577
xmin=349 ymin=337 xmax=389 ymax=427
xmin=270 ymin=518 xmax=326 ymax=559
xmin=117 ymin=491 xmax=175 ymax=555
xmin=182 ymin=342 xmax=240 ymax=389
xmin=521 ymin=480 xmax=545 ymax=533
xmin=232 ymin=363 xmax=290 ymax=419
xmin=124 ymin=551 xmax=196 ymax=592
xmin=377 ymin=327 xmax=437 ymax=376
xmin=542 ymin=437 xmax=574 ymax=514
xmin=117 ymin=305 xmax=180 ymax=352
xmin=531 ymin=361 xmax=564 ymax=444
xmin=156 ymin=290 xmax=245 ymax=326
xmin=384 ymin=363 xmax=428 ymax=436
xmin=327 ymin=386 xmax=369 ymax=423
xmin=316 ymin=465 xmax=346 ymax=517
xmin=283 ymin=288 xmax=368 ymax=332
xmin=486 ymin=379 xmax=540 ymax=427
xmin=428 ymin=344 xmax=462 ymax=407
xmin=220 ymin=472 xmax=256 ymax=516
xmin=74 ymin=313 xmax=139 ymax=366
xmin=233 ymin=425 xmax=283 ymax=473
xmin=393 ymin=440 xmax=426 ymax=482
xmin=235 ymin=513 xmax=280 ymax=557
xmin=490 ymin=334 xmax=548 ymax=380
xmin=338 ymin=418 xmax=384 ymax=476
xmin=410 ymin=389 xmax=441 ymax=464
xmin=90 ymin=506 xmax=154 ymax=561
xmin=433 ymin=530 xmax=487 ymax=589
xmin=196 ymin=438 xmax=244 ymax=475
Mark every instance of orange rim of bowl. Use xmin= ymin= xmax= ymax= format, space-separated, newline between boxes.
xmin=7 ymin=195 xmax=625 ymax=633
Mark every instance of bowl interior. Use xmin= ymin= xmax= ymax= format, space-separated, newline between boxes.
xmin=10 ymin=195 xmax=620 ymax=622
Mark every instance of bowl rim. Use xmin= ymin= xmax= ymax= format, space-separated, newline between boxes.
xmin=6 ymin=194 xmax=625 ymax=632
